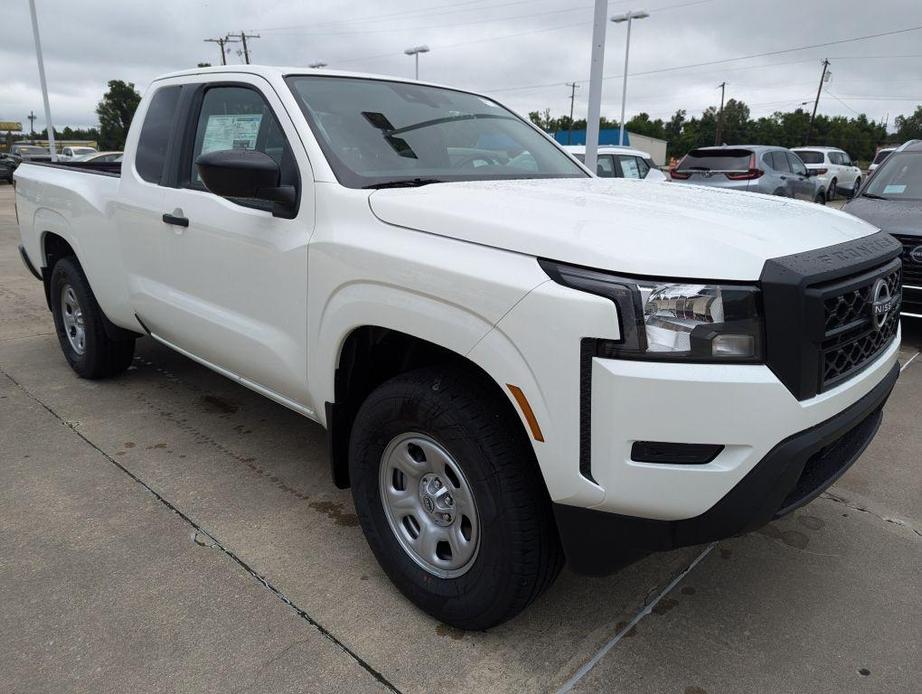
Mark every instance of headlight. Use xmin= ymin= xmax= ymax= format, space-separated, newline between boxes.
xmin=539 ymin=259 xmax=763 ymax=362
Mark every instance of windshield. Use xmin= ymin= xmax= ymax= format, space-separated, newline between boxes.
xmin=864 ymin=152 xmax=922 ymax=201
xmin=872 ymin=149 xmax=893 ymax=165
xmin=678 ymin=149 xmax=752 ymax=171
xmin=285 ymin=75 xmax=586 ymax=188
xmin=794 ymin=150 xmax=824 ymax=164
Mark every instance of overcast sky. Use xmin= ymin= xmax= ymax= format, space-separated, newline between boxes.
xmin=2 ymin=0 xmax=921 ymax=133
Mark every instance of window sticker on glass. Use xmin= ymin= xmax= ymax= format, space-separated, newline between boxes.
xmin=883 ymin=184 xmax=907 ymax=194
xmin=201 ymin=114 xmax=263 ymax=154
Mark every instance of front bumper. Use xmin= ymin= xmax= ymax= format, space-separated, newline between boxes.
xmin=555 ymin=360 xmax=899 ymax=576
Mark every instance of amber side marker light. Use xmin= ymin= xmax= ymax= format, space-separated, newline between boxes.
xmin=506 ymin=384 xmax=545 ymax=442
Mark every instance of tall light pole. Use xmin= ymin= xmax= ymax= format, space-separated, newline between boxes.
xmin=309 ymin=61 xmax=328 ymax=69
xmin=27 ymin=0 xmax=57 ymax=161
xmin=404 ymin=45 xmax=430 ymax=80
xmin=584 ymin=0 xmax=609 ymax=174
xmin=611 ymin=10 xmax=649 ymax=147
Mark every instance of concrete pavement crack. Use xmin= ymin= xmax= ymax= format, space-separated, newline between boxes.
xmin=0 ymin=365 xmax=401 ymax=694
xmin=821 ymin=491 xmax=922 ymax=538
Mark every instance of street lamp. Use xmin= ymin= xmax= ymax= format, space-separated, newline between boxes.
xmin=404 ymin=45 xmax=430 ymax=80
xmin=309 ymin=61 xmax=328 ymax=69
xmin=611 ymin=10 xmax=649 ymax=147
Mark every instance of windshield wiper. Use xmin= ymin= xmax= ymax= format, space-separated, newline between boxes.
xmin=861 ymin=192 xmax=890 ymax=200
xmin=363 ymin=177 xmax=446 ymax=189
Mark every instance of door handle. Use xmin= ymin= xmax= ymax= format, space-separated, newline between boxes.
xmin=162 ymin=213 xmax=189 ymax=227
xmin=780 ymin=175 xmax=788 ymax=180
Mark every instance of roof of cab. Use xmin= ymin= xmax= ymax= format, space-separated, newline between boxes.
xmin=562 ymin=144 xmax=652 ymax=158
xmin=153 ymin=64 xmax=455 ymax=91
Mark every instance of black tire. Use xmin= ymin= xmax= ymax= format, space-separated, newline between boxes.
xmin=851 ymin=177 xmax=861 ymax=198
xmin=814 ymin=191 xmax=826 ymax=205
xmin=50 ymin=257 xmax=135 ymax=379
xmin=349 ymin=367 xmax=563 ymax=630
xmin=828 ymin=179 xmax=837 ymax=201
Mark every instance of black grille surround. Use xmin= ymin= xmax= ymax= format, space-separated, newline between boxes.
xmin=761 ymin=231 xmax=903 ymax=401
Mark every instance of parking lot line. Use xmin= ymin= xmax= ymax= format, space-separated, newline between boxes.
xmin=901 ymin=351 xmax=920 ymax=372
xmin=556 ymin=542 xmax=716 ymax=693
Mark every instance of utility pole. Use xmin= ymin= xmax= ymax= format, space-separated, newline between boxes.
xmin=204 ymin=36 xmax=237 ymax=66
xmin=228 ymin=31 xmax=260 ymax=64
xmin=566 ymin=82 xmax=580 ymax=145
xmin=714 ymin=81 xmax=726 ymax=145
xmin=804 ymin=58 xmax=830 ymax=146
xmin=28 ymin=111 xmax=37 ymax=142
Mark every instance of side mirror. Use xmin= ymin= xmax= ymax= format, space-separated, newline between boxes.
xmin=195 ymin=149 xmax=297 ymax=216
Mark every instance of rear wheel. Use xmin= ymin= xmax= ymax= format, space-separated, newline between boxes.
xmin=814 ymin=191 xmax=826 ymax=205
xmin=349 ymin=367 xmax=563 ymax=630
xmin=828 ymin=179 xmax=837 ymax=201
xmin=50 ymin=257 xmax=135 ymax=379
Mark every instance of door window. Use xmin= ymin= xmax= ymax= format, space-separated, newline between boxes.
xmin=136 ymin=86 xmax=182 ymax=184
xmin=786 ymin=152 xmax=808 ymax=175
xmin=596 ymin=155 xmax=616 ymax=177
xmin=617 ymin=155 xmax=642 ymax=179
xmin=186 ymin=86 xmax=297 ymax=196
xmin=769 ymin=152 xmax=791 ymax=172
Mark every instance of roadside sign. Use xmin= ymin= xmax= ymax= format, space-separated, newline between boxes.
xmin=0 ymin=121 xmax=23 ymax=131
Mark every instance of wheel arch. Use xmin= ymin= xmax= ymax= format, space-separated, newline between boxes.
xmin=325 ymin=325 xmax=540 ymax=490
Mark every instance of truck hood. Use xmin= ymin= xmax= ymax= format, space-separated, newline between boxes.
xmin=369 ymin=178 xmax=879 ymax=280
xmin=842 ymin=196 xmax=922 ymax=238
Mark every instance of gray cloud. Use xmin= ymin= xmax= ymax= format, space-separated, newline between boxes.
xmin=2 ymin=0 xmax=921 ymax=133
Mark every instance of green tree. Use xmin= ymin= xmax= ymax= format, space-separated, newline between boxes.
xmin=96 ymin=80 xmax=142 ymax=150
xmin=895 ymin=106 xmax=922 ymax=141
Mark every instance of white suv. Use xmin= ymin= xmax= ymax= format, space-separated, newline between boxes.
xmin=791 ymin=147 xmax=863 ymax=200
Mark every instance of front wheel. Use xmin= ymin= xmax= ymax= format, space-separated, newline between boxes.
xmin=828 ymin=179 xmax=838 ymax=201
xmin=349 ymin=367 xmax=563 ymax=630
xmin=50 ymin=257 xmax=136 ymax=379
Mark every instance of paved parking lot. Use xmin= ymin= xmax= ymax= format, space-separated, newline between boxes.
xmin=1 ymin=183 xmax=920 ymax=693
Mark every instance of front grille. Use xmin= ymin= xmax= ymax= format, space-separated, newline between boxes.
xmin=819 ymin=265 xmax=901 ymax=390
xmin=760 ymin=231 xmax=903 ymax=400
xmin=892 ymin=234 xmax=922 ymax=287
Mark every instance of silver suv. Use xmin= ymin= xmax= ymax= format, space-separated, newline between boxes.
xmin=670 ymin=145 xmax=826 ymax=202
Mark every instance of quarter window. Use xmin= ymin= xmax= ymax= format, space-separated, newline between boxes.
xmin=136 ymin=86 xmax=181 ymax=184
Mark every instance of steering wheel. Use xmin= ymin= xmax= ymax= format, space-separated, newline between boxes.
xmin=453 ymin=153 xmax=503 ymax=169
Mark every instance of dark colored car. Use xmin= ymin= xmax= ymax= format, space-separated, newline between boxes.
xmin=843 ymin=140 xmax=922 ymax=317
xmin=0 ymin=153 xmax=21 ymax=183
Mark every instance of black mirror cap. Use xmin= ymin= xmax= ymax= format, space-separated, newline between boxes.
xmin=196 ymin=148 xmax=280 ymax=198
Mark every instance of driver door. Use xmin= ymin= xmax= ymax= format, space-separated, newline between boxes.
xmin=155 ymin=78 xmax=315 ymax=409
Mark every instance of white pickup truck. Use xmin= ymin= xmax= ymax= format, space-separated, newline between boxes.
xmin=15 ymin=66 xmax=903 ymax=629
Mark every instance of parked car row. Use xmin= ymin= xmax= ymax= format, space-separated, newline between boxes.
xmin=669 ymin=145 xmax=828 ymax=203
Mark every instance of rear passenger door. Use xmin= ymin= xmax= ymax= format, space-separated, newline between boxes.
xmin=785 ymin=152 xmax=815 ymax=200
xmin=156 ymin=77 xmax=315 ymax=409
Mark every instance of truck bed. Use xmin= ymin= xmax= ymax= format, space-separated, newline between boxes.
xmin=27 ymin=160 xmax=122 ymax=177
